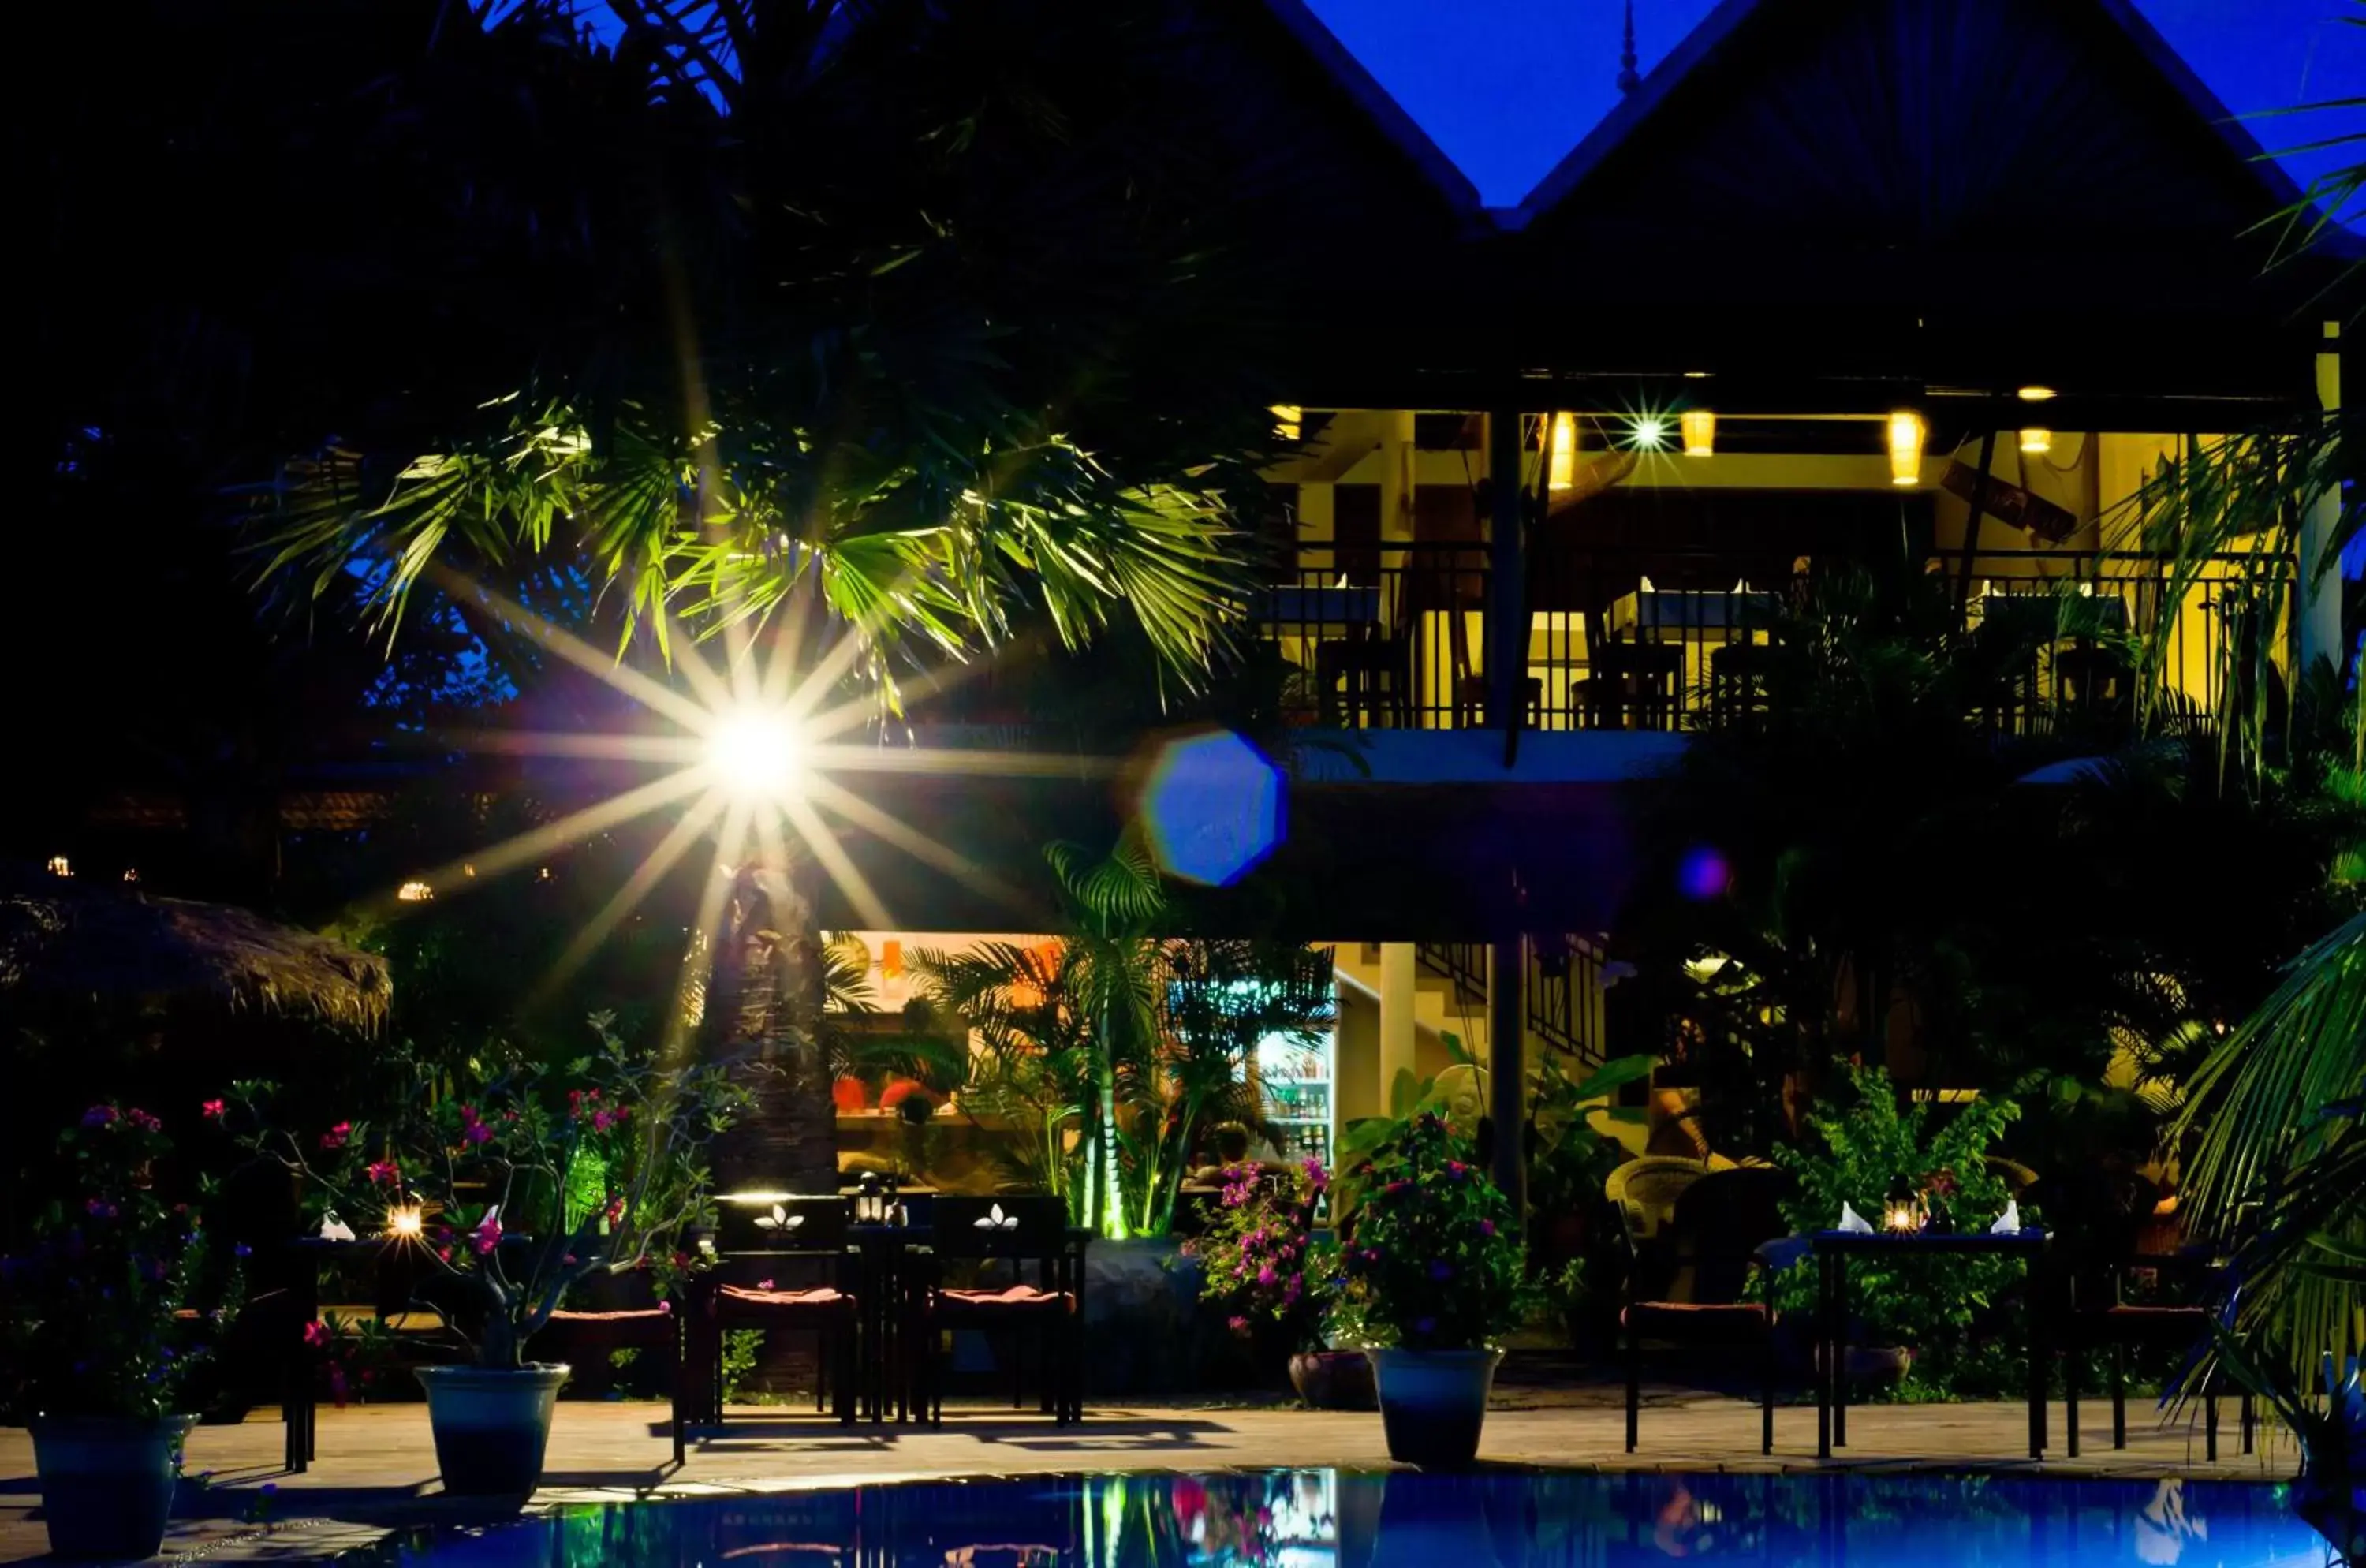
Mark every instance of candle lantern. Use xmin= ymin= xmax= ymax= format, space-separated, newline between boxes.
xmin=854 ymin=1170 xmax=886 ymax=1225
xmin=1881 ymin=1193 xmax=1929 ymax=1234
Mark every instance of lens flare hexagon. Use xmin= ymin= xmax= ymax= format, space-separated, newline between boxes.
xmin=1137 ymin=728 xmax=1283 ymax=887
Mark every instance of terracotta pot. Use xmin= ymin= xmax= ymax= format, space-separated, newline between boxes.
xmin=1366 ymin=1348 xmax=1501 ymax=1466
xmin=1813 ymin=1343 xmax=1914 ymax=1391
xmin=1288 ymin=1349 xmax=1376 ymax=1410
xmin=30 ymin=1413 xmax=196 ymax=1559
xmin=416 ymin=1364 xmax=570 ymax=1496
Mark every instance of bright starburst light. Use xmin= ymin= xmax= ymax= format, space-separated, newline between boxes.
xmin=384 ymin=566 xmax=1095 ymax=1023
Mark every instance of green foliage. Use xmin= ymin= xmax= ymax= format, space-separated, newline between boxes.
xmin=1 ymin=1104 xmax=244 ymax=1421
xmin=1184 ymin=1159 xmax=1334 ymax=1353
xmin=226 ymin=1014 xmax=747 ymax=1368
xmin=920 ymin=836 xmax=1333 ymax=1238
xmin=1337 ymin=1114 xmax=1525 ymax=1351
xmin=1765 ymin=1066 xmax=2027 ymax=1363
xmin=718 ymin=1329 xmax=766 ymax=1405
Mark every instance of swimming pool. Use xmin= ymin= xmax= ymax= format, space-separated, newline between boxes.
xmin=381 ymin=1469 xmax=2326 ymax=1566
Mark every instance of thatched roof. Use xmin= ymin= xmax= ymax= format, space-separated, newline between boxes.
xmin=0 ymin=871 xmax=390 ymax=1031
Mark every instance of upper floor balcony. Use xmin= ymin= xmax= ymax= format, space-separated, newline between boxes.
xmin=1252 ymin=539 xmax=2297 ymax=737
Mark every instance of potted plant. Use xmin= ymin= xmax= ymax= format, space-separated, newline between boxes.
xmin=1185 ymin=1157 xmax=1370 ymax=1408
xmin=1336 ymin=1112 xmax=1524 ymax=1465
xmin=2 ymin=1103 xmax=242 ymax=1559
xmin=226 ymin=1016 xmax=745 ymax=1496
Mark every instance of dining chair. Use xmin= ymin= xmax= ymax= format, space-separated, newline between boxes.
xmin=697 ymin=1194 xmax=860 ymax=1424
xmin=912 ymin=1196 xmax=1088 ymax=1424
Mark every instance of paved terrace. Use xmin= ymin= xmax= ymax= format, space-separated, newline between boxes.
xmin=0 ymin=1387 xmax=2301 ymax=1564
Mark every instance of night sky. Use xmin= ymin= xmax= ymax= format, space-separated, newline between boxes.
xmin=1304 ymin=0 xmax=2366 ymax=207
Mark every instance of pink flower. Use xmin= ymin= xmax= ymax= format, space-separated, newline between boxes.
xmin=1478 ymin=1219 xmax=1496 ymax=1238
xmin=302 ymin=1320 xmax=330 ymax=1349
xmin=319 ymin=1122 xmax=352 ymax=1151
xmin=591 ymin=1110 xmax=615 ymax=1133
xmin=1446 ymin=1161 xmax=1467 ymax=1179
xmin=473 ymin=1209 xmax=502 ymax=1256
xmin=1227 ymin=1315 xmax=1249 ymax=1334
xmin=201 ymin=1099 xmax=226 ymax=1122
xmin=758 ymin=1279 xmax=776 ymax=1290
xmin=1256 ymin=1264 xmax=1278 ymax=1288
xmin=658 ymin=1300 xmax=674 ymax=1316
xmin=464 ymin=1121 xmax=492 ymax=1146
xmin=364 ymin=1161 xmax=401 ymax=1187
xmin=128 ymin=1108 xmax=162 ymax=1133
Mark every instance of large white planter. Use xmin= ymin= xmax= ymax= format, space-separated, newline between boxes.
xmin=30 ymin=1413 xmax=196 ymax=1559
xmin=416 ymin=1364 xmax=570 ymax=1496
xmin=1365 ymin=1347 xmax=1502 ymax=1467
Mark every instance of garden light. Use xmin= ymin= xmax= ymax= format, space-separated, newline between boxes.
xmin=707 ymin=707 xmax=805 ymax=799
xmin=1681 ymin=409 xmax=1716 ymax=457
xmin=386 ymin=1204 xmax=426 ymax=1240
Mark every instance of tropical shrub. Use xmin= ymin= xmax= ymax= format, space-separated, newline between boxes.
xmin=0 ymin=1103 xmax=244 ymax=1421
xmin=1763 ymin=1066 xmax=2028 ymax=1384
xmin=225 ymin=1015 xmax=745 ymax=1368
xmin=1336 ymin=1113 xmax=1524 ymax=1351
xmin=1185 ymin=1159 xmax=1334 ymax=1352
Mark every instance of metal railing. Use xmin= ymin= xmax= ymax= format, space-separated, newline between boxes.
xmin=1254 ymin=543 xmax=2295 ymax=735
xmin=1413 ymin=934 xmax=1609 ymax=1065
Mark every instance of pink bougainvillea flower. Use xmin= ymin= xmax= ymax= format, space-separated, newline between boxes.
xmin=1227 ymin=1315 xmax=1249 ymax=1334
xmin=464 ymin=1120 xmax=493 ymax=1146
xmin=364 ymin=1161 xmax=400 ymax=1187
xmin=319 ymin=1122 xmax=352 ymax=1151
xmin=200 ymin=1099 xmax=226 ymax=1122
xmin=128 ymin=1108 xmax=162 ymax=1133
xmin=473 ymin=1207 xmax=502 ymax=1256
xmin=658 ymin=1300 xmax=674 ymax=1315
xmin=1478 ymin=1219 xmax=1496 ymax=1238
xmin=591 ymin=1109 xmax=615 ymax=1133
xmin=302 ymin=1320 xmax=330 ymax=1348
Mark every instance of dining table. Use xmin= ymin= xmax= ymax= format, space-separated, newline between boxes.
xmin=1801 ymin=1228 xmax=2053 ymax=1460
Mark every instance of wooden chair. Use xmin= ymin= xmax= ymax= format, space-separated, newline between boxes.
xmin=2060 ymin=1249 xmax=2252 ymax=1461
xmin=1575 ymin=642 xmax=1685 ymax=730
xmin=540 ymin=1294 xmax=688 ymax=1464
xmin=697 ymin=1194 xmax=860 ymax=1424
xmin=913 ymin=1197 xmax=1088 ymax=1425
xmin=1707 ymin=641 xmax=1774 ymax=730
xmin=1618 ymin=1167 xmax=1797 ymax=1454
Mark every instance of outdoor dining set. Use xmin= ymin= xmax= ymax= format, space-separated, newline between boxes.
xmin=276 ymin=1182 xmax=1092 ymax=1473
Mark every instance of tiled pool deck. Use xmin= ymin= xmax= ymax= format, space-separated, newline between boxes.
xmin=0 ymin=1391 xmax=2301 ymax=1563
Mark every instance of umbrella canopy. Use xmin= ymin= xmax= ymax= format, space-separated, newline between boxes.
xmin=0 ymin=870 xmax=388 ymax=1031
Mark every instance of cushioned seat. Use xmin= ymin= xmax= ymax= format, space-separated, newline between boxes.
xmin=717 ymin=1285 xmax=852 ymax=1310
xmin=1622 ymin=1301 xmax=1770 ymax=1338
xmin=939 ymin=1285 xmax=1073 ymax=1313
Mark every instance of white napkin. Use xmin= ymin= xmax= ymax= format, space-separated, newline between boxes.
xmin=319 ymin=1213 xmax=356 ymax=1243
xmin=1990 ymin=1200 xmax=2021 ymax=1235
xmin=1838 ymin=1202 xmax=1875 ymax=1234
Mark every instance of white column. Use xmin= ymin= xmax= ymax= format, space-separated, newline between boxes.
xmin=2301 ymin=320 xmax=2345 ymax=678
xmin=1378 ymin=942 xmax=1418 ymax=1109
xmin=1378 ymin=410 xmax=1416 ymax=547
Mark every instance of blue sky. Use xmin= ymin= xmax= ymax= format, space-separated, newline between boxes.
xmin=1302 ymin=0 xmax=2366 ymax=207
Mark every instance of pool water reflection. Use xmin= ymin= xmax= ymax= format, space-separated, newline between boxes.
xmin=386 ymin=1471 xmax=2329 ymax=1568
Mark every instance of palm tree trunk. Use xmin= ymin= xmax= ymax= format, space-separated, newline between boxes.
xmin=703 ymin=859 xmax=837 ymax=1196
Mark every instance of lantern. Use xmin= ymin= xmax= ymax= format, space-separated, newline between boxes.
xmin=2018 ymin=427 xmax=2051 ymax=455
xmin=1681 ymin=409 xmax=1716 ymax=458
xmin=1882 ymin=1195 xmax=1929 ymax=1234
xmin=1547 ymin=412 xmax=1579 ymax=491
xmin=386 ymin=1204 xmax=426 ymax=1241
xmin=854 ymin=1171 xmax=886 ymax=1225
xmin=1886 ymin=411 xmax=1927 ymax=486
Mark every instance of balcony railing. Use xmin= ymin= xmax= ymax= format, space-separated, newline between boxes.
xmin=1254 ymin=542 xmax=2295 ymax=735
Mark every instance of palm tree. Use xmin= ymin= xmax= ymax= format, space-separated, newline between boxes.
xmin=916 ymin=838 xmax=1333 ymax=1237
